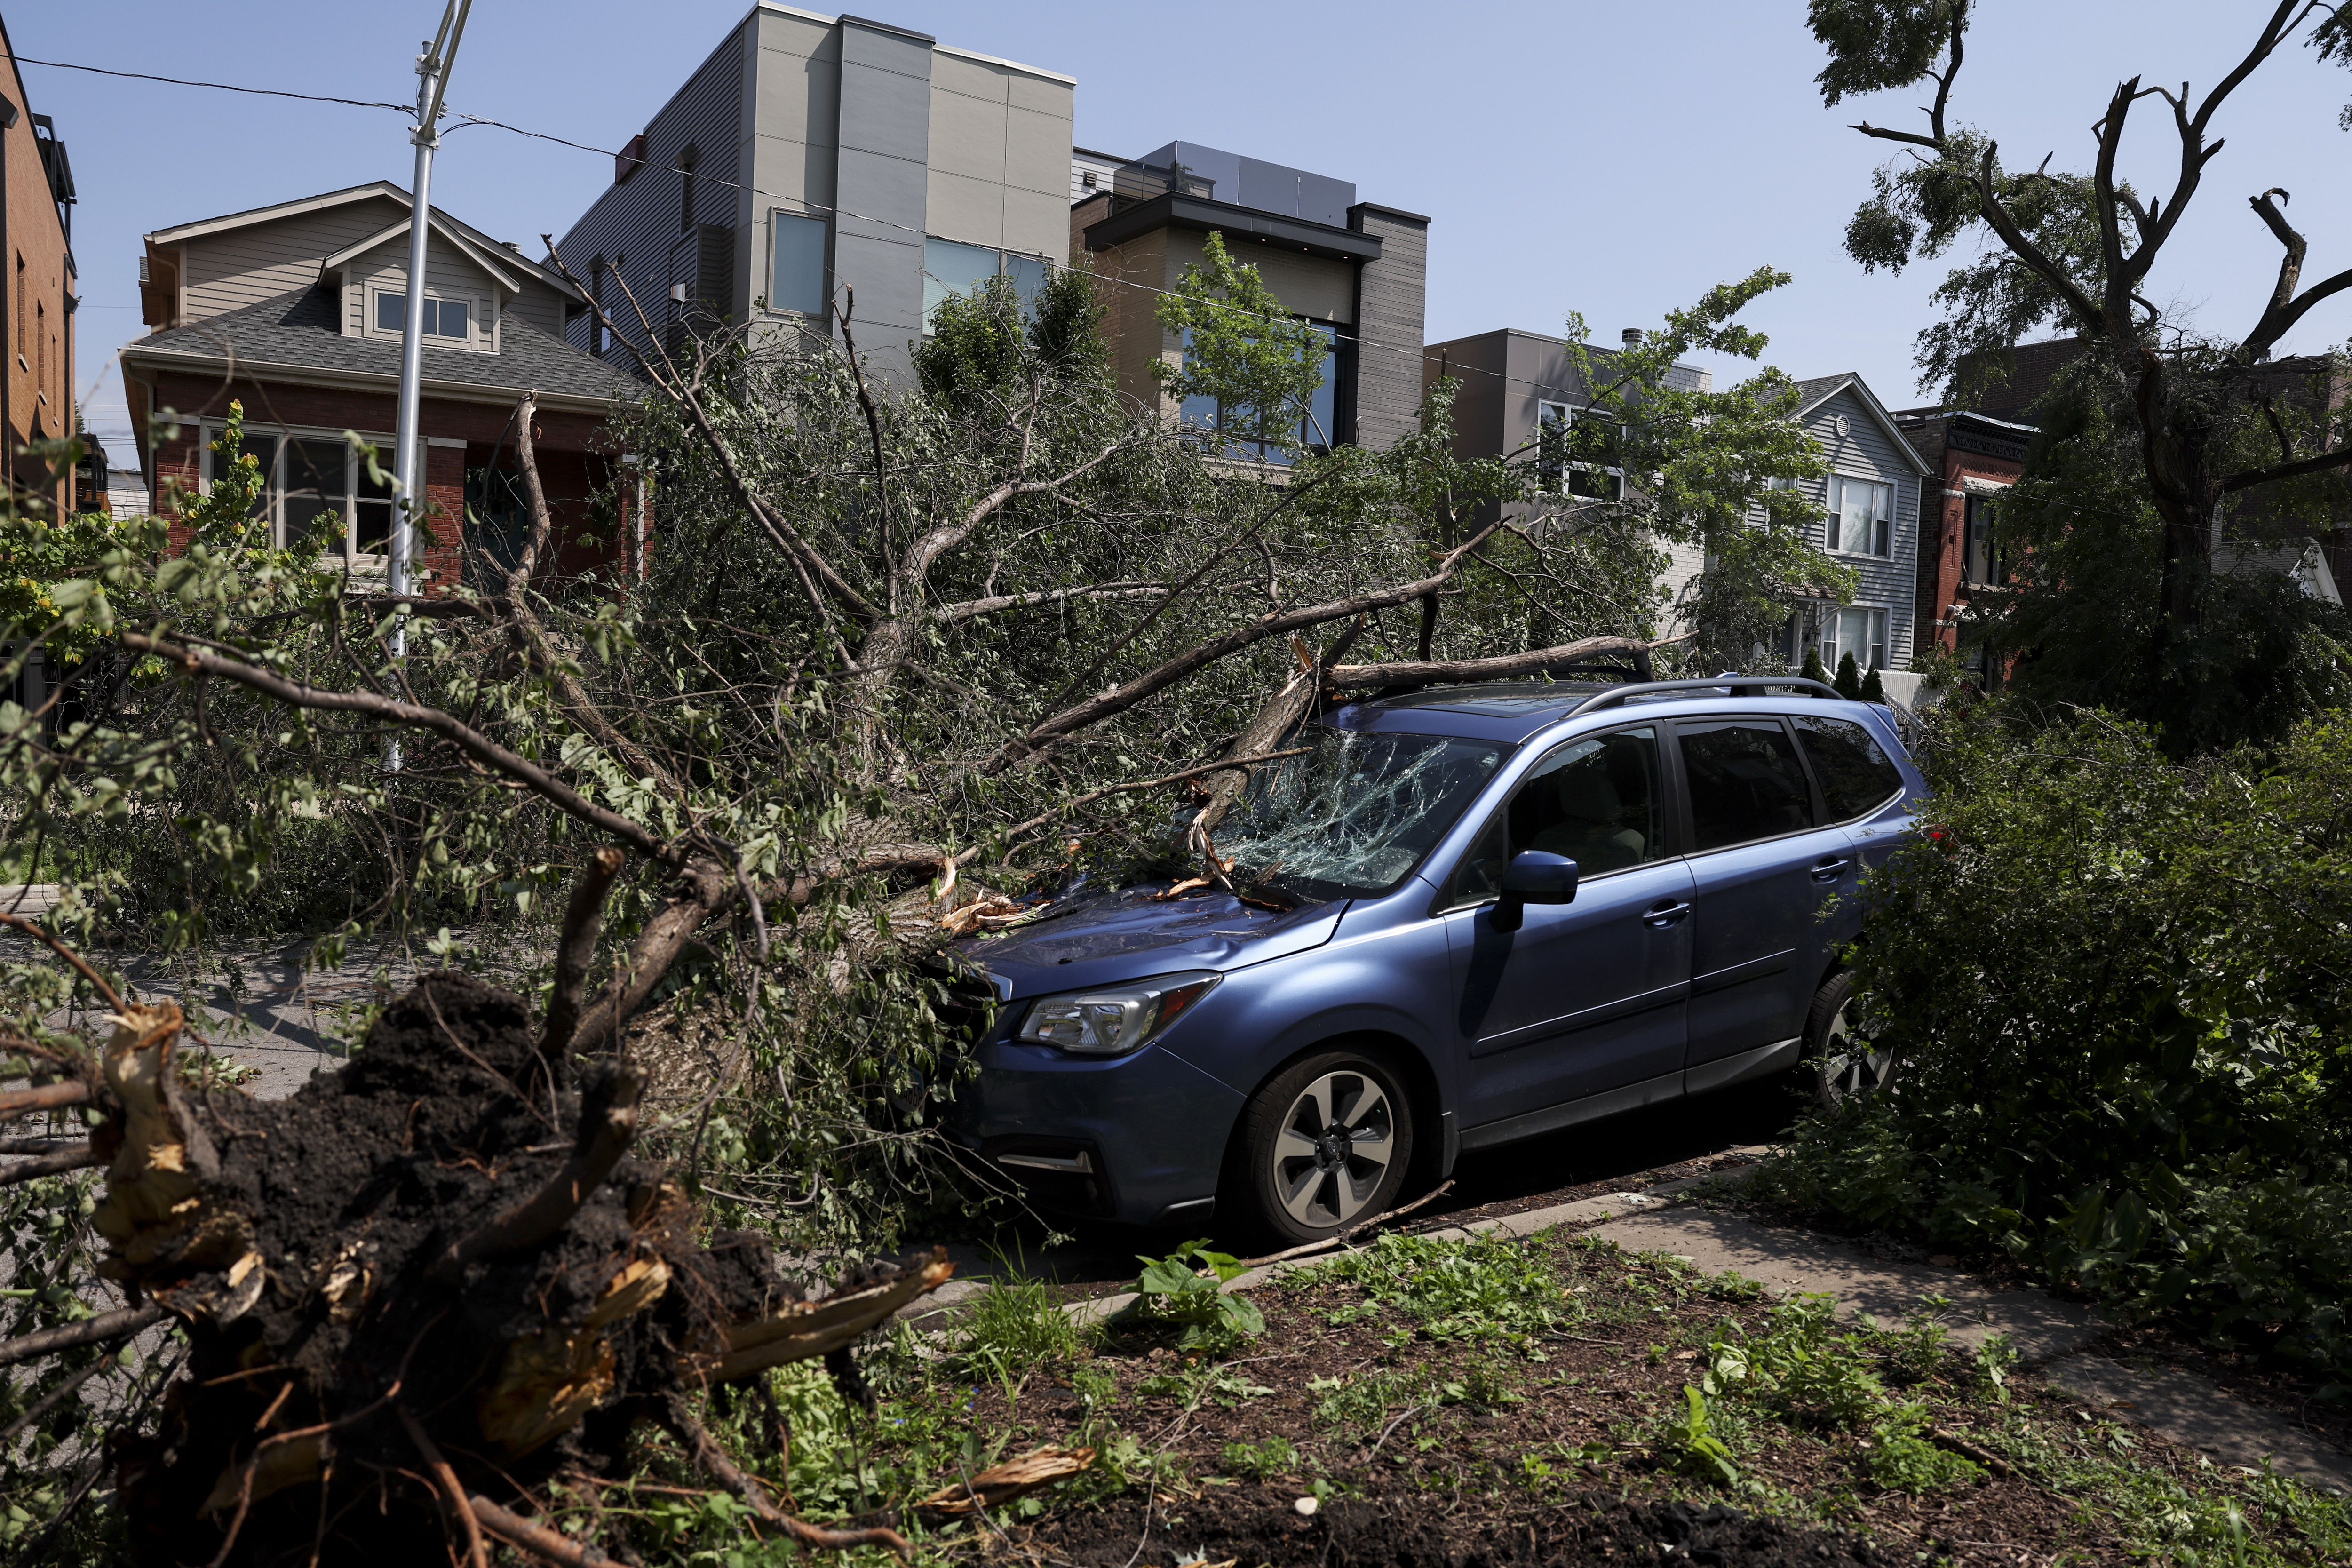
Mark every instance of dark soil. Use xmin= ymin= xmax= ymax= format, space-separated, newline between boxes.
xmin=1040 ymin=1492 xmax=1891 ymax=1568
xmin=899 ymin=1226 xmax=2332 ymax=1568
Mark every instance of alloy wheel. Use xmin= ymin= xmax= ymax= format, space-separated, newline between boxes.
xmin=1817 ymin=997 xmax=1897 ymax=1103
xmin=1269 ymin=1069 xmax=1396 ymax=1228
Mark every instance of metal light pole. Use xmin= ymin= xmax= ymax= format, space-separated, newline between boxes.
xmin=387 ymin=0 xmax=472 ymax=769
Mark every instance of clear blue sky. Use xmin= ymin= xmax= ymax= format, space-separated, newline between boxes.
xmin=24 ymin=1 xmax=2352 ymax=470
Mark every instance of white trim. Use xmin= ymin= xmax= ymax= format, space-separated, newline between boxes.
xmin=932 ymin=42 xmax=1078 ymax=85
xmin=197 ymin=419 xmax=399 ymax=567
xmin=1962 ymin=474 xmax=2014 ymax=494
xmin=1795 ymin=375 xmax=1938 ymax=478
xmin=323 ymin=215 xmax=523 ymax=295
xmin=1824 ymin=471 xmax=1896 ymax=559
xmin=425 ymin=437 xmax=469 ymax=449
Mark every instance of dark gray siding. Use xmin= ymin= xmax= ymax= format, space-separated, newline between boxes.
xmin=832 ymin=19 xmax=932 ymax=382
xmin=554 ymin=23 xmax=748 ymax=369
xmin=1348 ymin=203 xmax=1427 ymax=452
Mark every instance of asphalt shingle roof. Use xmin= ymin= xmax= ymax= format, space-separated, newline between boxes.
xmin=128 ymin=286 xmax=636 ymax=404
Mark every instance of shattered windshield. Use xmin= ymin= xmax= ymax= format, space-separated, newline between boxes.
xmin=1216 ymin=729 xmax=1512 ymax=901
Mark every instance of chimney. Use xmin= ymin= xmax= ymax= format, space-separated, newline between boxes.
xmin=1621 ymin=328 xmax=1645 ymax=347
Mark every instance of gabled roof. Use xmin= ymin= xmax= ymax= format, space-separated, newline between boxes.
xmin=146 ymin=182 xmax=585 ymax=303
xmin=321 ymin=213 xmax=524 ymax=295
xmin=1794 ymin=372 xmax=1938 ymax=478
xmin=120 ymin=285 xmax=634 ymax=409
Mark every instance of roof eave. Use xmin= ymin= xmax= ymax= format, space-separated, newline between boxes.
xmin=118 ymin=344 xmax=634 ymax=418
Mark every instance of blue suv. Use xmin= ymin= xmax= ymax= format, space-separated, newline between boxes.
xmin=943 ymin=677 xmax=1923 ymax=1244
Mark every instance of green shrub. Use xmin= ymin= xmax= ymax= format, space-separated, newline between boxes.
xmin=1755 ymin=703 xmax=2352 ymax=1383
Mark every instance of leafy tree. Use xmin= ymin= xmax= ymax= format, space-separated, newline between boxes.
xmin=1807 ymin=0 xmax=2352 ymax=722
xmin=1153 ymin=231 xmax=1334 ymax=458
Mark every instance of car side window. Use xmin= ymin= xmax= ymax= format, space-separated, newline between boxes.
xmin=1442 ymin=727 xmax=1665 ymax=907
xmin=1791 ymin=714 xmax=1906 ymax=822
xmin=1677 ymin=719 xmax=1815 ymax=852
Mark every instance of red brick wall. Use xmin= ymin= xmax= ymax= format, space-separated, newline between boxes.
xmin=145 ymin=370 xmax=624 ymax=591
xmin=1918 ymin=443 xmax=2023 ymax=656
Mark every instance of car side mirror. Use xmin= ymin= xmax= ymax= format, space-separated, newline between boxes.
xmin=1491 ymin=851 xmax=1578 ymax=932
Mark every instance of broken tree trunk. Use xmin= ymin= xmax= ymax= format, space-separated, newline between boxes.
xmin=0 ymin=967 xmax=955 ymax=1567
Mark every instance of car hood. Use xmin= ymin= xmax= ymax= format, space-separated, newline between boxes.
xmin=951 ymin=885 xmax=1346 ymax=1001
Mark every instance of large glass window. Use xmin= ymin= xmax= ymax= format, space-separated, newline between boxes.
xmin=204 ymin=426 xmax=397 ymax=560
xmin=1816 ymin=606 xmax=1890 ymax=672
xmin=922 ymin=239 xmax=1053 ymax=331
xmin=1828 ymin=475 xmax=1894 ymax=556
xmin=1679 ymin=720 xmax=1816 ymax=852
xmin=769 ymin=212 xmax=829 ymax=317
xmin=1534 ymin=401 xmax=1622 ymax=499
xmin=1177 ymin=320 xmax=1342 ymax=464
xmin=1791 ymin=715 xmax=1905 ymax=821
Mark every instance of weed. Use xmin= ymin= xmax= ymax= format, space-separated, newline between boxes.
xmin=952 ymin=1268 xmax=1097 ymax=1392
xmin=1126 ymin=1240 xmax=1265 ymax=1353
xmin=1137 ymin=1363 xmax=1273 ymax=1408
xmin=1316 ymin=1230 xmax=1564 ymax=1347
xmin=1860 ymin=1408 xmax=1983 ymax=1492
xmin=1311 ymin=1369 xmax=1418 ymax=1436
xmin=1972 ymin=1333 xmax=2017 ymax=1406
xmin=1220 ymin=1436 xmax=1298 ymax=1481
xmin=1662 ymin=1385 xmax=1740 ymax=1487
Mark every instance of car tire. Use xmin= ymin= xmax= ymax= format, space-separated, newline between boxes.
xmin=1224 ymin=1047 xmax=1417 ymax=1248
xmin=1805 ymin=970 xmax=1897 ymax=1109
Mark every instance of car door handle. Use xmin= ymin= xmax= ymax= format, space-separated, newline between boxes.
xmin=1811 ymin=858 xmax=1851 ymax=883
xmin=1642 ymin=900 xmax=1691 ymax=928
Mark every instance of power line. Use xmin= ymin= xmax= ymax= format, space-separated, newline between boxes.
xmin=10 ymin=54 xmax=413 ymax=115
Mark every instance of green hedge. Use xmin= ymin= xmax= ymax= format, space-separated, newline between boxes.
xmin=1754 ymin=704 xmax=2352 ymax=1388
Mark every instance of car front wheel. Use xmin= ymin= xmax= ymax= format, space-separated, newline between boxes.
xmin=1806 ymin=970 xmax=1897 ymax=1108
xmin=1226 ymin=1048 xmax=1416 ymax=1247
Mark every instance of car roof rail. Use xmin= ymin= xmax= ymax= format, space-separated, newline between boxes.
xmin=1567 ymin=674 xmax=1843 ymax=716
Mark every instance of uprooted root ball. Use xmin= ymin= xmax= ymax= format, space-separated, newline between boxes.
xmin=84 ymin=970 xmax=946 ymax=1566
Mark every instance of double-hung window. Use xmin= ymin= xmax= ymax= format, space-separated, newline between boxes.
xmin=1827 ymin=475 xmax=1893 ymax=556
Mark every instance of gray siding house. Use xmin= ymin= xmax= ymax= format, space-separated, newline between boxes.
xmin=1752 ymin=374 xmax=1938 ymax=673
xmin=554 ymin=4 xmax=1075 ymax=383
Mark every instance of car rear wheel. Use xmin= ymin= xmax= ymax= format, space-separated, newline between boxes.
xmin=1226 ymin=1048 xmax=1416 ymax=1247
xmin=1806 ymin=970 xmax=1897 ymax=1108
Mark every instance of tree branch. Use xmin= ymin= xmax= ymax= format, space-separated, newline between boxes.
xmin=1972 ymin=142 xmax=2106 ymax=334
xmin=2219 ymin=443 xmax=2352 ymax=493
xmin=542 ymin=847 xmax=626 ymax=1058
xmin=508 ymin=392 xmax=679 ymax=791
xmin=541 ymin=240 xmax=880 ymax=624
xmin=932 ymin=581 xmax=1171 ymax=622
xmin=564 ymin=859 xmax=732 ymax=1058
xmin=986 ymin=518 xmax=1514 ymax=772
xmin=1327 ymin=635 xmax=1658 ymax=691
xmin=0 ymin=1302 xmax=166 ymax=1369
xmin=121 ymin=634 xmax=673 ymax=866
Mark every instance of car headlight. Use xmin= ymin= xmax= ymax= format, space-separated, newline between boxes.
xmin=1016 ymin=971 xmax=1222 ymax=1057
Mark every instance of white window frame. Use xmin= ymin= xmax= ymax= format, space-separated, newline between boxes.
xmin=767 ymin=210 xmax=831 ymax=318
xmin=1534 ymin=400 xmax=1623 ymax=501
xmin=364 ymin=284 xmax=487 ymax=349
xmin=1814 ymin=605 xmax=1891 ymax=672
xmin=1825 ymin=473 xmax=1896 ymax=557
xmin=199 ymin=422 xmax=401 ymax=569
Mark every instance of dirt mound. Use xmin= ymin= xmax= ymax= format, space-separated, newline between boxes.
xmin=1038 ymin=1492 xmax=1889 ymax=1568
xmin=79 ymin=970 xmax=944 ymax=1567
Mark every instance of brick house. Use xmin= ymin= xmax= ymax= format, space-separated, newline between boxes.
xmin=1887 ymin=407 xmax=2031 ymax=663
xmin=119 ymin=183 xmax=638 ymax=591
xmin=2 ymin=20 xmax=79 ymax=513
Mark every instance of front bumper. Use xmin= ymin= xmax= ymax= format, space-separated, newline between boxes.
xmin=942 ymin=1031 xmax=1248 ymax=1227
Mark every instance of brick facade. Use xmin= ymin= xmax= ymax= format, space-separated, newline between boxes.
xmin=143 ymin=370 xmax=630 ymax=589
xmin=1894 ymin=411 xmax=2028 ymax=658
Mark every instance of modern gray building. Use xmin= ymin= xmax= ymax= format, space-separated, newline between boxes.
xmin=1072 ymin=142 xmax=1429 ymax=453
xmin=554 ymin=4 xmax=1076 ymax=382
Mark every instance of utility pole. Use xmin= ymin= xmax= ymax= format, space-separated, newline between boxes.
xmin=388 ymin=0 xmax=472 ymax=768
